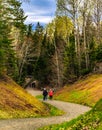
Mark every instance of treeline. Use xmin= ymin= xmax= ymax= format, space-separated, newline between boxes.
xmin=0 ymin=0 xmax=26 ymax=78
xmin=0 ymin=0 xmax=102 ymax=88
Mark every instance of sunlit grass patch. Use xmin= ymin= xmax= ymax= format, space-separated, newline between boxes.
xmin=0 ymin=110 xmax=39 ymax=119
xmin=46 ymin=103 xmax=65 ymax=116
xmin=0 ymin=103 xmax=64 ymax=119
xmin=0 ymin=110 xmax=13 ymax=119
xmin=36 ymin=95 xmax=43 ymax=99
xmin=54 ymin=74 xmax=102 ymax=107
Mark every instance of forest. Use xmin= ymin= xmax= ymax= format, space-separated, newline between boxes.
xmin=0 ymin=0 xmax=102 ymax=89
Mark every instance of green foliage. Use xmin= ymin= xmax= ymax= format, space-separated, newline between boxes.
xmin=0 ymin=20 xmax=12 ymax=74
xmin=0 ymin=0 xmax=102 ymax=89
xmin=0 ymin=49 xmax=5 ymax=74
xmin=55 ymin=16 xmax=73 ymax=41
xmin=93 ymin=99 xmax=102 ymax=111
xmin=24 ymin=24 xmax=55 ymax=86
xmin=0 ymin=0 xmax=26 ymax=79
xmin=63 ymin=33 xmax=77 ymax=83
xmin=80 ymin=68 xmax=91 ymax=76
xmin=95 ymin=44 xmax=102 ymax=62
xmin=34 ymin=56 xmax=52 ymax=85
xmin=89 ymin=39 xmax=96 ymax=62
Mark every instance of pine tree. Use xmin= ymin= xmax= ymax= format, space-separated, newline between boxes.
xmin=0 ymin=0 xmax=26 ymax=79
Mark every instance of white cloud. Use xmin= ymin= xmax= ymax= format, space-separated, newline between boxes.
xmin=21 ymin=0 xmax=56 ymax=25
xmin=25 ymin=15 xmax=54 ymax=24
xmin=25 ymin=9 xmax=52 ymax=16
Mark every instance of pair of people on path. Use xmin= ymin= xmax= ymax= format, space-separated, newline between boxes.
xmin=43 ymin=88 xmax=53 ymax=100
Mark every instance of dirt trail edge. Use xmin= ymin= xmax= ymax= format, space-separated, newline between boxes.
xmin=0 ymin=88 xmax=91 ymax=130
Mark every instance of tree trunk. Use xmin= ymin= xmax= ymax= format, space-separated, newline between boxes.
xmin=54 ymin=39 xmax=61 ymax=88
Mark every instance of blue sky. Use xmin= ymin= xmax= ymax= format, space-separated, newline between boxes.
xmin=21 ymin=0 xmax=56 ymax=25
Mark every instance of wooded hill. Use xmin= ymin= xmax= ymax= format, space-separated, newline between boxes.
xmin=0 ymin=0 xmax=102 ymax=89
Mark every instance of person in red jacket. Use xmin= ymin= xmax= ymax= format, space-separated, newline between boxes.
xmin=48 ymin=89 xmax=53 ymax=100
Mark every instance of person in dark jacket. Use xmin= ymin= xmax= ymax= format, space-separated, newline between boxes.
xmin=42 ymin=88 xmax=48 ymax=100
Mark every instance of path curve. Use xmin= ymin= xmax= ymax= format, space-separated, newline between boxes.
xmin=0 ymin=88 xmax=91 ymax=130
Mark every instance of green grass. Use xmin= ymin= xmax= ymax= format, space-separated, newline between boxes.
xmin=36 ymin=94 xmax=43 ymax=99
xmin=0 ymin=104 xmax=64 ymax=119
xmin=54 ymin=74 xmax=102 ymax=107
xmin=0 ymin=103 xmax=64 ymax=119
xmin=43 ymin=103 xmax=65 ymax=116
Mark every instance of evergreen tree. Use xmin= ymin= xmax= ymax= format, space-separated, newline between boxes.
xmin=0 ymin=0 xmax=26 ymax=79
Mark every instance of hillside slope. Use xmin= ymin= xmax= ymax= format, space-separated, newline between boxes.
xmin=0 ymin=75 xmax=49 ymax=119
xmin=55 ymin=74 xmax=102 ymax=107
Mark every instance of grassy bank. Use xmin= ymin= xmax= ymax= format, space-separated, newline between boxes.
xmin=0 ymin=75 xmax=63 ymax=119
xmin=54 ymin=74 xmax=102 ymax=107
xmin=39 ymin=74 xmax=102 ymax=129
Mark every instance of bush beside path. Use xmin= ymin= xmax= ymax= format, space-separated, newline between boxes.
xmin=0 ymin=88 xmax=91 ymax=130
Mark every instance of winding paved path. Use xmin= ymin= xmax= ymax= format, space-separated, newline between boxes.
xmin=0 ymin=88 xmax=91 ymax=130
